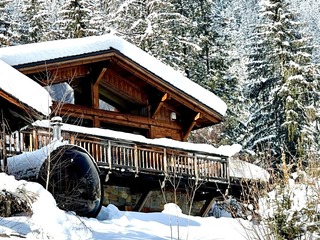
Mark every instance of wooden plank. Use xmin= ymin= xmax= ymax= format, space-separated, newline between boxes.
xmin=53 ymin=102 xmax=182 ymax=131
xmin=183 ymin=113 xmax=201 ymax=141
xmin=199 ymin=194 xmax=217 ymax=217
xmin=92 ymin=68 xmax=107 ymax=109
xmin=133 ymin=191 xmax=152 ymax=212
xmin=152 ymin=93 xmax=170 ymax=118
xmin=102 ymin=69 xmax=148 ymax=105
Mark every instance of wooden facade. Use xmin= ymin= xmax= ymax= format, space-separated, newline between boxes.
xmin=16 ymin=49 xmax=223 ymax=141
xmin=0 ymin=36 xmax=237 ymax=215
xmin=13 ymin=124 xmax=232 ymax=216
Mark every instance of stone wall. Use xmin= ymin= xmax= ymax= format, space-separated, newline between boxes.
xmin=103 ymin=185 xmax=204 ymax=215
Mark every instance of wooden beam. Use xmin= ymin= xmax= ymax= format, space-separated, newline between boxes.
xmin=132 ymin=191 xmax=152 ymax=212
xmin=0 ymin=90 xmax=41 ymax=121
xmin=114 ymin=56 xmax=223 ymax=124
xmin=94 ymin=67 xmax=107 ymax=85
xmin=18 ymin=52 xmax=116 ymax=74
xmin=152 ymin=93 xmax=170 ymax=118
xmin=183 ymin=113 xmax=201 ymax=141
xmin=0 ymin=91 xmax=24 ymax=110
xmin=102 ymin=69 xmax=148 ymax=105
xmin=92 ymin=68 xmax=107 ymax=109
xmin=30 ymin=65 xmax=90 ymax=86
xmin=52 ymin=102 xmax=182 ymax=131
xmin=199 ymin=194 xmax=217 ymax=217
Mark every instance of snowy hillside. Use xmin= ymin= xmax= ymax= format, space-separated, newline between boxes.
xmin=0 ymin=173 xmax=258 ymax=240
xmin=1 ymin=169 xmax=319 ymax=239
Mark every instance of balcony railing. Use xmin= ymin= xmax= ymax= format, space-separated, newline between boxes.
xmin=3 ymin=129 xmax=229 ymax=183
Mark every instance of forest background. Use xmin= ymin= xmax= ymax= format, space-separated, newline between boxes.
xmin=1 ymin=0 xmax=320 ymax=168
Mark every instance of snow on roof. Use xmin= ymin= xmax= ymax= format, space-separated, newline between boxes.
xmin=31 ymin=120 xmax=269 ymax=181
xmin=229 ymin=157 xmax=270 ymax=181
xmin=0 ymin=35 xmax=227 ymax=116
xmin=0 ymin=60 xmax=51 ymax=116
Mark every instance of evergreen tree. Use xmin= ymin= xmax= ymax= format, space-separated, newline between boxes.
xmin=108 ymin=0 xmax=191 ymax=73
xmin=244 ymin=0 xmax=320 ymax=164
xmin=290 ymin=0 xmax=320 ymax=64
xmin=55 ymin=0 xmax=96 ymax=39
xmin=189 ymin=0 xmax=244 ymax=146
xmin=20 ymin=0 xmax=51 ymax=43
xmin=0 ymin=0 xmax=12 ymax=46
xmin=2 ymin=0 xmax=24 ymax=46
xmin=89 ymin=0 xmax=111 ymax=35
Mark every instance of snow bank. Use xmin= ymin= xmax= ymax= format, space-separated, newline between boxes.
xmin=5 ymin=140 xmax=66 ymax=179
xmin=0 ymin=172 xmax=265 ymax=240
xmin=0 ymin=173 xmax=93 ymax=240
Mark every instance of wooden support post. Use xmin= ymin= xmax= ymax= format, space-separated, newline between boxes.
xmin=133 ymin=191 xmax=152 ymax=212
xmin=152 ymin=93 xmax=170 ymax=118
xmin=92 ymin=68 xmax=107 ymax=108
xmin=19 ymin=131 xmax=23 ymax=152
xmin=32 ymin=129 xmax=38 ymax=150
xmin=226 ymin=157 xmax=230 ymax=183
xmin=70 ymin=135 xmax=75 ymax=145
xmin=199 ymin=194 xmax=216 ymax=217
xmin=1 ymin=121 xmax=6 ymax=172
xmin=183 ymin=113 xmax=201 ymax=141
xmin=92 ymin=68 xmax=107 ymax=127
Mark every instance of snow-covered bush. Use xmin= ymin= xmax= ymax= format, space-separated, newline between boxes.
xmin=259 ymin=162 xmax=320 ymax=240
xmin=0 ymin=189 xmax=33 ymax=217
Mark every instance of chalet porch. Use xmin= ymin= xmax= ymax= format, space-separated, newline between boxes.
xmin=2 ymin=123 xmax=237 ymax=216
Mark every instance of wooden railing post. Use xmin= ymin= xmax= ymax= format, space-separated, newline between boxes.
xmin=70 ymin=135 xmax=75 ymax=145
xmin=134 ymin=144 xmax=138 ymax=175
xmin=194 ymin=153 xmax=199 ymax=184
xmin=163 ymin=148 xmax=167 ymax=176
xmin=226 ymin=157 xmax=230 ymax=183
xmin=107 ymin=140 xmax=112 ymax=169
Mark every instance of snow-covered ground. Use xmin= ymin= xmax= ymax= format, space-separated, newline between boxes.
xmin=1 ymin=168 xmax=319 ymax=239
xmin=0 ymin=173 xmax=259 ymax=240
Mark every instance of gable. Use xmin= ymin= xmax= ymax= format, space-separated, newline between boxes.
xmin=0 ymin=35 xmax=227 ymax=141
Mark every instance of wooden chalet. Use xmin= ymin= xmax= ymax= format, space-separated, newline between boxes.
xmin=0 ymin=35 xmax=226 ymax=142
xmin=0 ymin=35 xmax=267 ymax=216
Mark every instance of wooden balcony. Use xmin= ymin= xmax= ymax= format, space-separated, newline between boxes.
xmin=3 ymin=128 xmax=229 ymax=185
xmin=74 ymin=137 xmax=229 ymax=183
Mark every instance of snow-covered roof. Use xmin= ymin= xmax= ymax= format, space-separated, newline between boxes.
xmin=0 ymin=60 xmax=51 ymax=116
xmin=0 ymin=35 xmax=227 ymax=116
